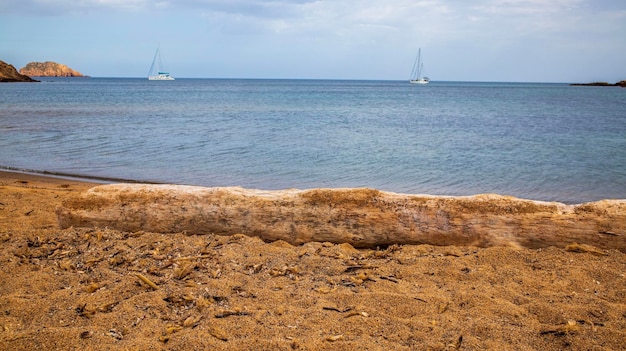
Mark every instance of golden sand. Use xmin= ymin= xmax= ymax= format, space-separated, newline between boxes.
xmin=0 ymin=171 xmax=624 ymax=350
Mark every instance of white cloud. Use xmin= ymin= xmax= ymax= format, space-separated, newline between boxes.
xmin=2 ymin=0 xmax=625 ymax=81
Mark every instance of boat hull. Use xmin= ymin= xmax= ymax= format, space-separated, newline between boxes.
xmin=148 ymin=74 xmax=175 ymax=81
xmin=409 ymin=79 xmax=429 ymax=85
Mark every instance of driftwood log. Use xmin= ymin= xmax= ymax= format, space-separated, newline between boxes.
xmin=56 ymin=184 xmax=626 ymax=251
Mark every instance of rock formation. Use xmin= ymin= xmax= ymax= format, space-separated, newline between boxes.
xmin=0 ymin=60 xmax=38 ymax=82
xmin=570 ymin=80 xmax=626 ymax=87
xmin=19 ymin=61 xmax=85 ymax=77
xmin=57 ymin=184 xmax=626 ymax=252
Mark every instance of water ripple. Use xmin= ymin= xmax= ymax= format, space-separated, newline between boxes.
xmin=1 ymin=79 xmax=625 ymax=203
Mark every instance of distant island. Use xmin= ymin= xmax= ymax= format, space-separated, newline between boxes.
xmin=0 ymin=60 xmax=38 ymax=82
xmin=19 ymin=61 xmax=86 ymax=77
xmin=570 ymin=80 xmax=626 ymax=87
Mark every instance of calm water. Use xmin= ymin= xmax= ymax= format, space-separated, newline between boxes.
xmin=1 ymin=78 xmax=625 ymax=203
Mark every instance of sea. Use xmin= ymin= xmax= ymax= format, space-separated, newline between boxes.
xmin=1 ymin=78 xmax=625 ymax=204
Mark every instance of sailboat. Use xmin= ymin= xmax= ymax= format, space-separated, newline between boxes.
xmin=148 ymin=48 xmax=174 ymax=80
xmin=409 ymin=48 xmax=429 ymax=85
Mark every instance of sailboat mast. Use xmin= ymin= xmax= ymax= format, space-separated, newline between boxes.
xmin=148 ymin=49 xmax=159 ymax=77
xmin=410 ymin=50 xmax=420 ymax=80
xmin=158 ymin=50 xmax=164 ymax=74
xmin=416 ymin=48 xmax=422 ymax=79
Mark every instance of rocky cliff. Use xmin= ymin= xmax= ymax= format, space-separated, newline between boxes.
xmin=57 ymin=184 xmax=626 ymax=252
xmin=19 ymin=61 xmax=85 ymax=77
xmin=0 ymin=60 xmax=38 ymax=82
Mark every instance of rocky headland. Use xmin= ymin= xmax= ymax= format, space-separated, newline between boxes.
xmin=570 ymin=80 xmax=626 ymax=87
xmin=0 ymin=60 xmax=38 ymax=82
xmin=19 ymin=61 xmax=85 ymax=77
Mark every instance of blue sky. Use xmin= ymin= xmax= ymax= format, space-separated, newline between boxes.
xmin=1 ymin=0 xmax=625 ymax=82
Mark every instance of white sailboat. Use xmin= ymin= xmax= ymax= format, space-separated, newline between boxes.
xmin=409 ymin=48 xmax=429 ymax=85
xmin=148 ymin=48 xmax=174 ymax=81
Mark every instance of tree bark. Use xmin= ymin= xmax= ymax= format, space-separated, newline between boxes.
xmin=57 ymin=184 xmax=626 ymax=251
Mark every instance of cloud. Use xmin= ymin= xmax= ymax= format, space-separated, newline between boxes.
xmin=2 ymin=0 xmax=624 ymax=80
xmin=196 ymin=0 xmax=452 ymax=47
xmin=188 ymin=0 xmax=315 ymax=18
xmin=0 ymin=0 xmax=166 ymax=15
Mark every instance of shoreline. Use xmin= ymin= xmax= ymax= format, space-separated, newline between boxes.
xmin=0 ymin=166 xmax=162 ymax=186
xmin=1 ymin=166 xmax=621 ymax=205
xmin=0 ymin=169 xmax=100 ymax=186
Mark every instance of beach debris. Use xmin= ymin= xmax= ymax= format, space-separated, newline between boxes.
xmin=540 ymin=320 xmax=580 ymax=336
xmin=135 ymin=273 xmax=159 ymax=290
xmin=195 ymin=296 xmax=212 ymax=311
xmin=215 ymin=310 xmax=251 ymax=318
xmin=343 ymin=264 xmax=377 ymax=273
xmin=340 ymin=271 xmax=375 ymax=287
xmin=322 ymin=306 xmax=352 ymax=313
xmin=232 ymin=285 xmax=256 ymax=298
xmin=75 ymin=304 xmax=95 ymax=318
xmin=131 ymin=315 xmax=146 ymax=328
xmin=182 ymin=315 xmax=202 ymax=328
xmin=83 ymin=282 xmax=100 ymax=293
xmin=26 ymin=236 xmax=42 ymax=247
xmin=245 ymin=263 xmax=263 ymax=274
xmin=108 ymin=329 xmax=123 ymax=340
xmin=208 ymin=325 xmax=229 ymax=341
xmin=167 ymin=324 xmax=184 ymax=334
xmin=160 ymin=323 xmax=183 ymax=342
xmin=79 ymin=330 xmax=93 ymax=339
xmin=380 ymin=275 xmax=399 ymax=283
xmin=343 ymin=311 xmax=369 ymax=318
xmin=269 ymin=265 xmax=300 ymax=278
xmin=565 ymin=243 xmax=607 ymax=256
xmin=164 ymin=294 xmax=190 ymax=307
xmin=172 ymin=262 xmax=195 ymax=280
xmin=98 ymin=301 xmax=117 ymax=313
xmin=325 ymin=334 xmax=344 ymax=342
xmin=75 ymin=301 xmax=118 ymax=318
xmin=57 ymin=184 xmax=626 ymax=252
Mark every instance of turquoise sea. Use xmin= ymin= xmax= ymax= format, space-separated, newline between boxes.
xmin=1 ymin=78 xmax=625 ymax=204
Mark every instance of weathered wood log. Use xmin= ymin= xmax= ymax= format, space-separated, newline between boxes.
xmin=56 ymin=184 xmax=626 ymax=251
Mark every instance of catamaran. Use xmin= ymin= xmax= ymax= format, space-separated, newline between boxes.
xmin=148 ymin=48 xmax=174 ymax=81
xmin=409 ymin=48 xmax=429 ymax=85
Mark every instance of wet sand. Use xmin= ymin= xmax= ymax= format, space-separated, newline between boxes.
xmin=0 ymin=170 xmax=624 ymax=350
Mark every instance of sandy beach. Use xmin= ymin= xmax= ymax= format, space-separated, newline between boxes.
xmin=1 ymin=170 xmax=625 ymax=350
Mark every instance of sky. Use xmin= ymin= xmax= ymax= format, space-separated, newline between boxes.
xmin=1 ymin=0 xmax=625 ymax=82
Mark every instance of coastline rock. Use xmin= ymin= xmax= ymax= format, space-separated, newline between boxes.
xmin=19 ymin=61 xmax=85 ymax=77
xmin=57 ymin=184 xmax=626 ymax=252
xmin=0 ymin=60 xmax=38 ymax=82
xmin=570 ymin=80 xmax=626 ymax=87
